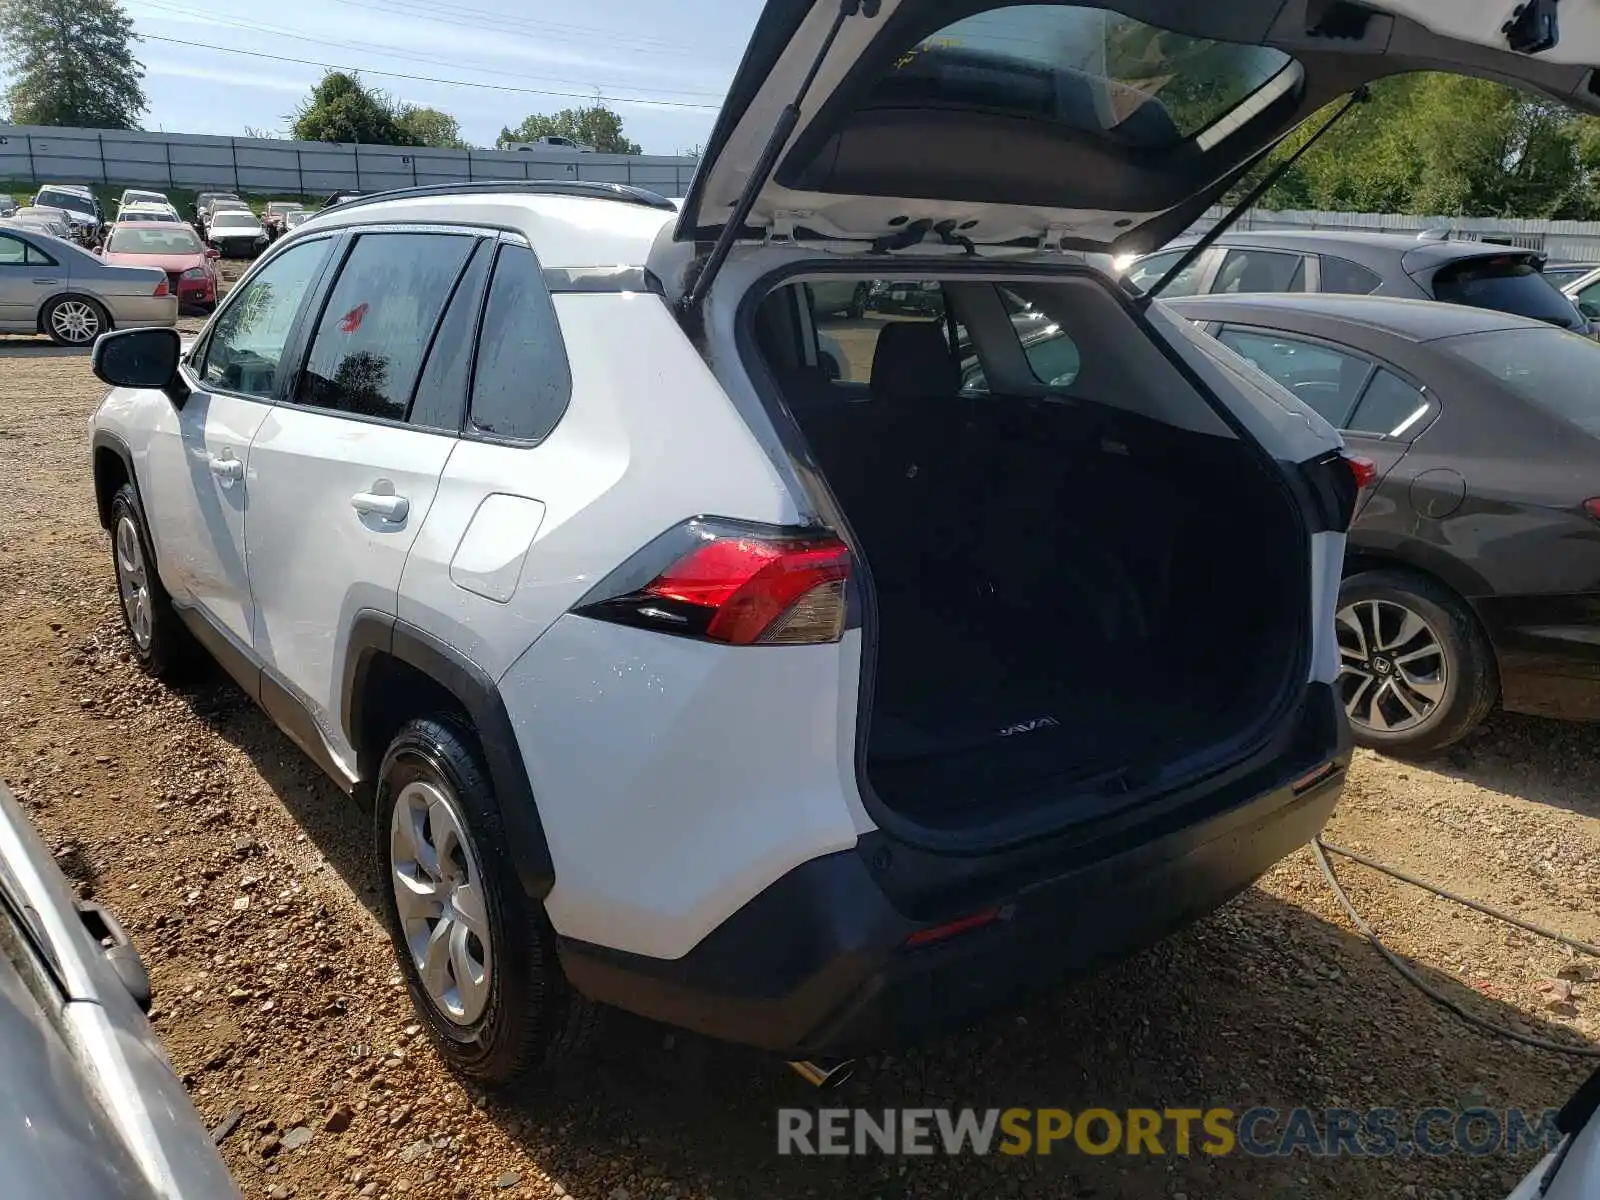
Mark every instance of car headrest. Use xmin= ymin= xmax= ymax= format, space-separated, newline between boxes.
xmin=869 ymin=321 xmax=958 ymax=401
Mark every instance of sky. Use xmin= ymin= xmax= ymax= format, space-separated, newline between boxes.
xmin=122 ymin=0 xmax=765 ymax=154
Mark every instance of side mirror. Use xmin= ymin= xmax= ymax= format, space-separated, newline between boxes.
xmin=91 ymin=328 xmax=190 ymax=407
xmin=205 ymin=248 xmax=220 ymax=260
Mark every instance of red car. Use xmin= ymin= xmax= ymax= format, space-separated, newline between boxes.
xmin=99 ymin=222 xmax=221 ymax=312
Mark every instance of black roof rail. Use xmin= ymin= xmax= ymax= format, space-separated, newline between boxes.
xmin=320 ymin=179 xmax=679 ymax=215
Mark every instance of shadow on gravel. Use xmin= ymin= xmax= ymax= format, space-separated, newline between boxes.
xmin=1421 ymin=710 xmax=1600 ymax=821
xmin=0 ymin=340 xmax=90 ymax=358
xmin=490 ymin=891 xmax=1593 ymax=1200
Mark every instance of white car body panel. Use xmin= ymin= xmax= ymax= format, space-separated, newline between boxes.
xmin=247 ymin=406 xmax=456 ymax=775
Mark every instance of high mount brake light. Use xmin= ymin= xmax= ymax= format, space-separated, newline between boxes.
xmin=576 ymin=522 xmax=851 ymax=646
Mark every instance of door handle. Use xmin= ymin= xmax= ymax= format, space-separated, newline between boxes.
xmin=351 ymin=492 xmax=409 ymax=521
xmin=208 ymin=453 xmax=243 ymax=486
xmin=33 ymin=278 xmax=56 ymax=285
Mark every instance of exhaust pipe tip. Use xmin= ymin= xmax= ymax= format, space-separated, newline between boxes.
xmin=788 ymin=1058 xmax=856 ymax=1089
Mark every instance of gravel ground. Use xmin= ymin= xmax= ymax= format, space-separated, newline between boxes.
xmin=0 ymin=328 xmax=1596 ymax=1200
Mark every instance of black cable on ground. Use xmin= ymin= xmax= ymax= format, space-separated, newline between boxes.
xmin=1310 ymin=835 xmax=1600 ymax=1060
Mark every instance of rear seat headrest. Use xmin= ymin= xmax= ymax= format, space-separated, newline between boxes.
xmin=869 ymin=321 xmax=959 ymax=401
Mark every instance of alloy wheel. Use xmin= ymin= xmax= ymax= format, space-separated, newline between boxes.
xmin=50 ymin=300 xmax=101 ymax=343
xmin=389 ymin=779 xmax=493 ymax=1025
xmin=113 ymin=515 xmax=153 ymax=651
xmin=1335 ymin=598 xmax=1447 ymax=734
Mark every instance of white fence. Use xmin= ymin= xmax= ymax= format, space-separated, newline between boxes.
xmin=1193 ymin=205 xmax=1600 ymax=263
xmin=0 ymin=123 xmax=698 ymax=198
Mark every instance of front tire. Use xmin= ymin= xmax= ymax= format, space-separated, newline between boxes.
xmin=374 ymin=718 xmax=594 ymax=1085
xmin=43 ymin=294 xmax=108 ymax=346
xmin=108 ymin=483 xmax=192 ymax=678
xmin=1336 ymin=569 xmax=1498 ymax=756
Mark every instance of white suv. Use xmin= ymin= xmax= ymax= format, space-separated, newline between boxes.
xmin=85 ymin=1 xmax=1573 ymax=1085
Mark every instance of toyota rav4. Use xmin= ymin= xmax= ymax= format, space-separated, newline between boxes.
xmin=84 ymin=0 xmax=1584 ymax=1085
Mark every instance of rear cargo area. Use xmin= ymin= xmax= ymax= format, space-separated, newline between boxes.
xmin=756 ymin=280 xmax=1306 ymax=829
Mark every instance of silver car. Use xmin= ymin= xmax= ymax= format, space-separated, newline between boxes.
xmin=0 ymin=782 xmax=240 ymax=1198
xmin=0 ymin=224 xmax=177 ymax=345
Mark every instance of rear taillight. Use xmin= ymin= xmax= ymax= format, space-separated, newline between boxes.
xmin=1344 ymin=452 xmax=1378 ymax=490
xmin=153 ymin=278 xmax=169 ymax=297
xmin=1299 ymin=450 xmax=1376 ymax=532
xmin=576 ymin=520 xmax=850 ymax=645
xmin=1583 ymin=498 xmax=1600 ymax=522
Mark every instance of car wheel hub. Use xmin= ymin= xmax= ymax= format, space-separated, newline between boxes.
xmin=1335 ymin=599 xmax=1446 ymax=734
xmin=389 ymin=778 xmax=492 ymax=1026
xmin=52 ymin=301 xmax=98 ymax=343
xmin=113 ymin=515 xmax=153 ymax=650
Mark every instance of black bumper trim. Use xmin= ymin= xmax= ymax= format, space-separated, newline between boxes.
xmin=559 ymin=685 xmax=1349 ymax=1056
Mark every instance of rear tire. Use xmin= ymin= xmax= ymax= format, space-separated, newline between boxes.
xmin=1336 ymin=569 xmax=1498 ymax=756
xmin=108 ymin=483 xmax=193 ymax=679
xmin=43 ymin=294 xmax=108 ymax=346
xmin=374 ymin=718 xmax=595 ymax=1086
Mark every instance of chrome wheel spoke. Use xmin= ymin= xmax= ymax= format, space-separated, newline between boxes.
xmin=1342 ymin=673 xmax=1375 ymax=719
xmin=1378 ymin=607 xmax=1426 ymax=652
xmin=392 ymin=866 xmax=441 ymax=925
xmin=451 ymin=880 xmax=487 ymax=940
xmin=448 ymin=922 xmax=489 ymax=1018
xmin=1334 ymin=597 xmax=1448 ymax=736
xmin=1335 ymin=607 xmax=1368 ymax=660
xmin=418 ymin=918 xmax=453 ymax=1000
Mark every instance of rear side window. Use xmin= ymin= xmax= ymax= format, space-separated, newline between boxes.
xmin=1441 ymin=327 xmax=1600 ymax=435
xmin=1216 ymin=327 xmax=1371 ymax=428
xmin=297 ymin=232 xmax=476 ymax=422
xmin=1431 ymin=256 xmax=1582 ymax=329
xmin=888 ymin=6 xmax=1293 ymax=149
xmin=1347 ymin=370 xmax=1428 ymax=438
xmin=0 ymin=233 xmax=52 ymax=265
xmin=1124 ymin=250 xmax=1203 ymax=298
xmin=469 ymin=244 xmax=571 ymax=442
xmin=1212 ymin=249 xmax=1307 ymax=294
xmin=1319 ymin=255 xmax=1382 ymax=295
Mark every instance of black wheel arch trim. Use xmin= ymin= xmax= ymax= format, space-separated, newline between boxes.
xmin=91 ymin=429 xmax=139 ymax=533
xmin=342 ymin=611 xmax=555 ymax=901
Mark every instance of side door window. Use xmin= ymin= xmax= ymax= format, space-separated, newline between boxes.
xmin=1216 ymin=327 xmax=1374 ymax=428
xmin=198 ymin=238 xmax=333 ymax=399
xmin=1124 ymin=249 xmax=1206 ymax=297
xmin=1212 ymin=248 xmax=1309 ymax=294
xmin=468 ymin=243 xmax=572 ymax=442
xmin=295 ymin=231 xmax=478 ymax=422
xmin=1347 ymin=369 xmax=1430 ymax=439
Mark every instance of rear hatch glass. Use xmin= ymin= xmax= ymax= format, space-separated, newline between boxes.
xmin=1430 ymin=256 xmax=1585 ymax=330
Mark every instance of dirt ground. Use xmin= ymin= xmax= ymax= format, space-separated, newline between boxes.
xmin=0 ymin=329 xmax=1596 ymax=1200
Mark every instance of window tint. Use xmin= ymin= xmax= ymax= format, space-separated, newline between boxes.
xmin=200 ymin=238 xmax=332 ymax=399
xmin=888 ymin=6 xmax=1293 ymax=149
xmin=1125 ymin=250 xmax=1203 ymax=298
xmin=1431 ymin=256 xmax=1583 ymax=329
xmin=469 ymin=244 xmax=572 ymax=441
xmin=1319 ymin=255 xmax=1382 ymax=295
xmin=409 ymin=241 xmax=491 ymax=431
xmin=1441 ymin=327 xmax=1600 ymax=435
xmin=0 ymin=233 xmax=49 ymax=265
xmin=1348 ymin=370 xmax=1428 ymax=438
xmin=297 ymin=232 xmax=476 ymax=421
xmin=107 ymin=226 xmax=202 ymax=254
xmin=1216 ymin=328 xmax=1371 ymax=428
xmin=806 ymin=280 xmax=947 ymax=384
xmin=1212 ymin=249 xmax=1307 ymax=294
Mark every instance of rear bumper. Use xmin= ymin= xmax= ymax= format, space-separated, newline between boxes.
xmin=107 ymin=295 xmax=179 ymax=328
xmin=559 ymin=684 xmax=1349 ymax=1056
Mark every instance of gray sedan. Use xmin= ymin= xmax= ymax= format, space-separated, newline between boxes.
xmin=0 ymin=782 xmax=240 ymax=1198
xmin=0 ymin=224 xmax=177 ymax=345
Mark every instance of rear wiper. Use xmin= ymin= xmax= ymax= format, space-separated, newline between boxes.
xmin=1142 ymin=86 xmax=1370 ymax=302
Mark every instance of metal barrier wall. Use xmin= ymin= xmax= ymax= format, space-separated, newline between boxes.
xmin=0 ymin=123 xmax=698 ymax=197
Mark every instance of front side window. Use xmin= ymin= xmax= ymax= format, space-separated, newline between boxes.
xmin=469 ymin=244 xmax=573 ymax=441
xmin=297 ymin=232 xmax=476 ymax=422
xmin=1125 ymin=250 xmax=1203 ymax=298
xmin=200 ymin=238 xmax=332 ymax=399
xmin=1212 ymin=248 xmax=1307 ymax=294
xmin=1216 ymin=327 xmax=1371 ymax=428
xmin=889 ymin=6 xmax=1294 ymax=149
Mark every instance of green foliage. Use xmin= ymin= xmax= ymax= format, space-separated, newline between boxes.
xmin=395 ymin=106 xmax=472 ymax=150
xmin=498 ymin=104 xmax=642 ymax=154
xmin=290 ymin=72 xmax=420 ymax=146
xmin=0 ymin=0 xmax=146 ymax=129
xmin=1244 ymin=73 xmax=1599 ymax=220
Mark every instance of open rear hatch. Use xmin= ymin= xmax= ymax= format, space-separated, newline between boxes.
xmin=678 ymin=0 xmax=1600 ymax=258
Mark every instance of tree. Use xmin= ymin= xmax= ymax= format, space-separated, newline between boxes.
xmin=290 ymin=72 xmax=419 ymax=145
xmin=0 ymin=0 xmax=146 ymax=129
xmin=396 ymin=105 xmax=471 ymax=149
xmin=498 ymin=104 xmax=641 ymax=154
